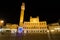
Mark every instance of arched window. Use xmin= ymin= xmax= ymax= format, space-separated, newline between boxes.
xmin=34 ymin=31 xmax=35 ymax=32
xmin=37 ymin=30 xmax=39 ymax=32
xmin=40 ymin=31 xmax=42 ymax=32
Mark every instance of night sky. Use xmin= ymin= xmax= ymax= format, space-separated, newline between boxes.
xmin=0 ymin=0 xmax=60 ymax=24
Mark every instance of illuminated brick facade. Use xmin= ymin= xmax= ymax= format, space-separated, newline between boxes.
xmin=19 ymin=2 xmax=47 ymax=33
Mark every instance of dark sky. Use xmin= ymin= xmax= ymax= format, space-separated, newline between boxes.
xmin=0 ymin=0 xmax=60 ymax=24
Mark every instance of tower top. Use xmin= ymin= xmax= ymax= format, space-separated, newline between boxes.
xmin=21 ymin=2 xmax=25 ymax=10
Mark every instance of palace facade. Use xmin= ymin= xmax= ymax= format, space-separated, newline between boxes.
xmin=19 ymin=2 xmax=47 ymax=33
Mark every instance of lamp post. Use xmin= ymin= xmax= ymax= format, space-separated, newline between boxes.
xmin=0 ymin=20 xmax=4 ymax=28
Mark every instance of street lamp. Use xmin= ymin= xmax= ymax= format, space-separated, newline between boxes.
xmin=0 ymin=20 xmax=4 ymax=28
xmin=0 ymin=20 xmax=4 ymax=23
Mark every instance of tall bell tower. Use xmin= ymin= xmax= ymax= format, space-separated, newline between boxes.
xmin=19 ymin=2 xmax=25 ymax=26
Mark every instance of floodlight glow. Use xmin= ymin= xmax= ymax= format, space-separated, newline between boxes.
xmin=47 ymin=30 xmax=49 ymax=32
xmin=54 ymin=28 xmax=60 ymax=30
xmin=50 ymin=30 xmax=54 ymax=32
xmin=11 ymin=29 xmax=17 ymax=33
xmin=24 ymin=30 xmax=27 ymax=33
xmin=11 ymin=31 xmax=15 ymax=33
xmin=0 ymin=20 xmax=4 ymax=23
